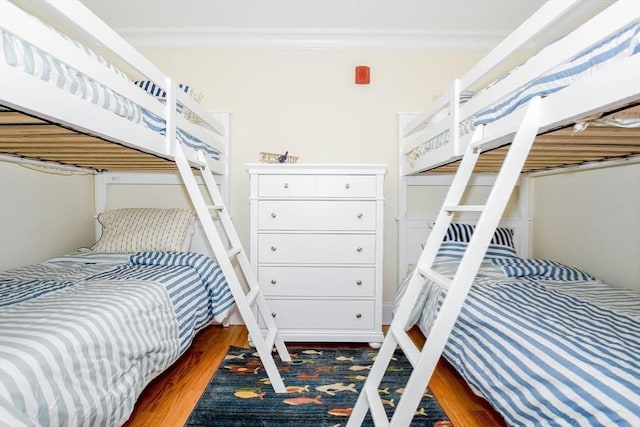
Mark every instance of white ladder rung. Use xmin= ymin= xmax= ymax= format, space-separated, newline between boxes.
xmin=364 ymin=385 xmax=389 ymax=426
xmin=444 ymin=204 xmax=485 ymax=212
xmin=246 ymin=288 xmax=260 ymax=307
xmin=390 ymin=324 xmax=420 ymax=367
xmin=207 ymin=204 xmax=224 ymax=211
xmin=416 ymin=267 xmax=452 ymax=291
xmin=226 ymin=247 xmax=242 ymax=258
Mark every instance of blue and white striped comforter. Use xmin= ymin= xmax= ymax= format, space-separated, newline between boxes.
xmin=409 ymin=19 xmax=640 ymax=164
xmin=395 ymin=257 xmax=640 ymax=426
xmin=0 ymin=17 xmax=220 ymax=160
xmin=0 ymin=252 xmax=234 ymax=427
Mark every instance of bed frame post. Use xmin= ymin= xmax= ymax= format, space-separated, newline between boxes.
xmin=94 ymin=173 xmax=107 ymax=240
xmin=397 ymin=113 xmax=414 ymax=286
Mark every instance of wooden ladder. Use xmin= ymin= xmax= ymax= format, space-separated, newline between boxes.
xmin=173 ymin=143 xmax=290 ymax=393
xmin=347 ymin=97 xmax=542 ymax=426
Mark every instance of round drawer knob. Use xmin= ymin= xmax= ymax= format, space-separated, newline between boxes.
xmin=356 ymin=280 xmax=362 ymax=285
xmin=270 ymin=279 xmax=277 ymax=285
xmin=356 ymin=247 xmax=363 ymax=252
xmin=356 ymin=313 xmax=362 ymax=319
xmin=345 ymin=183 xmax=351 ymax=189
xmin=272 ymin=313 xmax=277 ymax=318
xmin=283 ymin=183 xmax=289 ymax=189
xmin=270 ymin=246 xmax=277 ymax=252
xmin=357 ymin=213 xmax=363 ymax=219
xmin=271 ymin=212 xmax=277 ymax=218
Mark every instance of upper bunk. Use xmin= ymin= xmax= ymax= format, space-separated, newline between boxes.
xmin=0 ymin=0 xmax=227 ymax=174
xmin=400 ymin=0 xmax=640 ymax=176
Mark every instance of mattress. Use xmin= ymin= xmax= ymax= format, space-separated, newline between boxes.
xmin=408 ymin=19 xmax=640 ymax=166
xmin=394 ymin=251 xmax=640 ymax=426
xmin=0 ymin=17 xmax=220 ymax=161
xmin=0 ymin=251 xmax=234 ymax=427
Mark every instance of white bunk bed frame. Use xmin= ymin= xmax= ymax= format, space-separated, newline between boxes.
xmin=350 ymin=1 xmax=640 ymax=426
xmin=0 ymin=0 xmax=290 ymax=397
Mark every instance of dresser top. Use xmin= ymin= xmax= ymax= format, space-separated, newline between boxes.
xmin=246 ymin=163 xmax=387 ymax=175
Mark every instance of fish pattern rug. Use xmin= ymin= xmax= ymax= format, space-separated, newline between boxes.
xmin=185 ymin=345 xmax=451 ymax=426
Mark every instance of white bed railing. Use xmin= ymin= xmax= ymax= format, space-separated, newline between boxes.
xmin=400 ymin=0 xmax=640 ymax=175
xmin=0 ymin=0 xmax=226 ymax=172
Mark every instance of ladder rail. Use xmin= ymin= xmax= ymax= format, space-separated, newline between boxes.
xmin=199 ymin=160 xmax=291 ymax=362
xmin=348 ymin=126 xmax=486 ymax=427
xmin=347 ymin=333 xmax=400 ymax=426
xmin=349 ymin=97 xmax=542 ymax=426
xmin=173 ymin=146 xmax=290 ymax=393
xmin=386 ymin=125 xmax=485 ymax=339
xmin=395 ymin=96 xmax=542 ymax=426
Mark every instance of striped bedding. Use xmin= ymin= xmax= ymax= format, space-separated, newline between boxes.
xmin=394 ymin=255 xmax=640 ymax=426
xmin=408 ymin=19 xmax=640 ymax=165
xmin=0 ymin=16 xmax=219 ymax=160
xmin=0 ymin=251 xmax=234 ymax=427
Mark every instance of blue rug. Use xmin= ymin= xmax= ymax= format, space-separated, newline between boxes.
xmin=185 ymin=345 xmax=451 ymax=426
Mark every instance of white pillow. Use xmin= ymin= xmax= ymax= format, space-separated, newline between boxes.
xmin=86 ymin=208 xmax=196 ymax=253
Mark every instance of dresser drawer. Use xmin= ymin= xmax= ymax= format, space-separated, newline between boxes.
xmin=318 ymin=175 xmax=376 ymax=198
xmin=267 ymin=299 xmax=375 ymax=330
xmin=258 ymin=266 xmax=375 ymax=297
xmin=258 ymin=175 xmax=315 ymax=197
xmin=257 ymin=201 xmax=376 ymax=231
xmin=258 ymin=233 xmax=376 ymax=264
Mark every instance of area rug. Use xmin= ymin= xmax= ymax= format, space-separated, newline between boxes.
xmin=185 ymin=345 xmax=451 ymax=426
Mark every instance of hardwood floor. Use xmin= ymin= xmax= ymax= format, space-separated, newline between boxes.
xmin=123 ymin=325 xmax=505 ymax=427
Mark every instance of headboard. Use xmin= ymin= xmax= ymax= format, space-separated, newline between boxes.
xmin=94 ymin=171 xmax=229 ymax=260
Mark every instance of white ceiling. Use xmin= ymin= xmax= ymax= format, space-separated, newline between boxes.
xmin=80 ymin=0 xmax=548 ymax=49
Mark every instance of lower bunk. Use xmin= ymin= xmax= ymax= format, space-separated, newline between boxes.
xmin=0 ymin=209 xmax=235 ymax=427
xmin=394 ymin=226 xmax=640 ymax=426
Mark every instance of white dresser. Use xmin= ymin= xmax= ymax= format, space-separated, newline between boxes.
xmin=247 ymin=164 xmax=386 ymax=345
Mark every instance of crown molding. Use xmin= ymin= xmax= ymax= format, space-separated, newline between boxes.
xmin=114 ymin=27 xmax=506 ymax=50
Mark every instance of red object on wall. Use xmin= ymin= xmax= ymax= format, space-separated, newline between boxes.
xmin=355 ymin=65 xmax=370 ymax=84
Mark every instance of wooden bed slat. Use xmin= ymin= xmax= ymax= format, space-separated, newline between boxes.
xmin=0 ymin=112 xmax=49 ymax=125
xmin=2 ymin=107 xmax=639 ymax=174
xmin=409 ymin=104 xmax=640 ymax=175
xmin=0 ymin=109 xmax=185 ymax=171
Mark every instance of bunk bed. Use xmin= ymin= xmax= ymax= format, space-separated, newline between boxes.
xmin=0 ymin=1 xmax=289 ymax=425
xmin=386 ymin=1 xmax=640 ymax=426
xmin=0 ymin=0 xmax=227 ymax=174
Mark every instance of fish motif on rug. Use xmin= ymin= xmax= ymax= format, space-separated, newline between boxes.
xmin=185 ymin=346 xmax=451 ymax=427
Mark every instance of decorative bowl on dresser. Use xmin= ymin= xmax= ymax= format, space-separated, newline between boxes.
xmin=247 ymin=164 xmax=387 ymax=346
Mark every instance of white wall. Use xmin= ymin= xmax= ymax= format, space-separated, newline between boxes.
xmin=0 ymin=161 xmax=95 ymax=271
xmin=532 ymin=162 xmax=640 ymax=291
xmin=139 ymin=47 xmax=484 ymax=302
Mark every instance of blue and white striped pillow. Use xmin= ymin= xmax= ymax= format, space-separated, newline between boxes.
xmin=135 ymin=80 xmax=194 ymax=99
xmin=492 ymin=258 xmax=595 ymax=281
xmin=437 ymin=241 xmax=517 ymax=260
xmin=135 ymin=80 xmax=203 ymax=122
xmin=444 ymin=223 xmax=515 ymax=249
